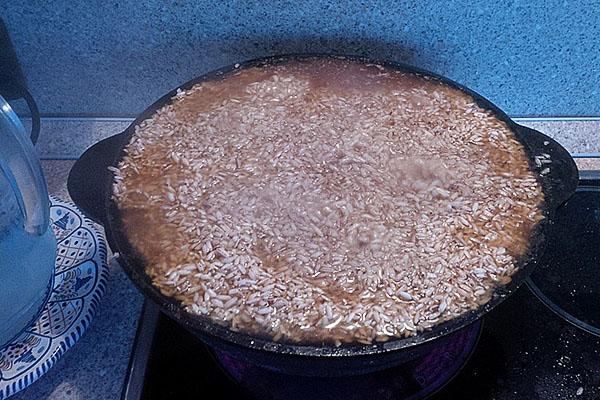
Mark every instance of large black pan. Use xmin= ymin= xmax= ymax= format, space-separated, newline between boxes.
xmin=68 ymin=54 xmax=578 ymax=377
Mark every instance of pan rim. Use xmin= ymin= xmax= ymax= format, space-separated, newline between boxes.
xmin=103 ymin=53 xmax=576 ymax=357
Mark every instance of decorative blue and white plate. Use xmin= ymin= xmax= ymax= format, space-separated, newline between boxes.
xmin=0 ymin=196 xmax=109 ymax=399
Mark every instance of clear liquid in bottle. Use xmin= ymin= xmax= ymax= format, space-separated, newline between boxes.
xmin=0 ymin=173 xmax=56 ymax=348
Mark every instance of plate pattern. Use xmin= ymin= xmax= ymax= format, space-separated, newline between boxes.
xmin=0 ymin=196 xmax=109 ymax=399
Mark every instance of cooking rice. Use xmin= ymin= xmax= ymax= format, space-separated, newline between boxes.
xmin=112 ymin=58 xmax=544 ymax=345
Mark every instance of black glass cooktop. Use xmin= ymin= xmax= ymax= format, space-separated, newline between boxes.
xmin=121 ymin=174 xmax=600 ymax=400
xmin=528 ymin=184 xmax=600 ymax=336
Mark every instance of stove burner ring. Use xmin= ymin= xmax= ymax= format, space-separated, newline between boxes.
xmin=213 ymin=319 xmax=482 ymax=400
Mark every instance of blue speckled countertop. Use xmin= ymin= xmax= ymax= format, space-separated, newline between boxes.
xmin=6 ymin=118 xmax=598 ymax=399
xmin=3 ymin=1 xmax=600 ymax=117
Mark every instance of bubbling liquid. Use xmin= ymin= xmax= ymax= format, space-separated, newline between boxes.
xmin=113 ymin=57 xmax=543 ymax=345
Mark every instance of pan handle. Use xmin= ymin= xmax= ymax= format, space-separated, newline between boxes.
xmin=67 ymin=131 xmax=129 ymax=225
xmin=512 ymin=124 xmax=579 ymax=211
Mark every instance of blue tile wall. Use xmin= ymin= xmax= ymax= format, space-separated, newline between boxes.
xmin=2 ymin=1 xmax=599 ymax=117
